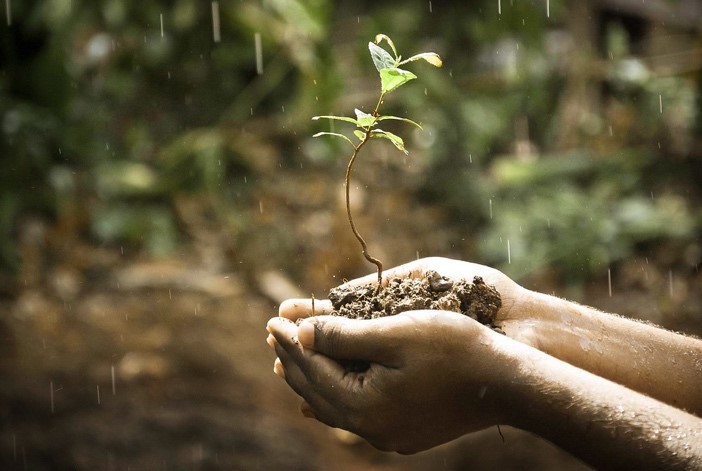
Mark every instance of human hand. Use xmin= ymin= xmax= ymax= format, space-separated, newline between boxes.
xmin=266 ymin=310 xmax=513 ymax=454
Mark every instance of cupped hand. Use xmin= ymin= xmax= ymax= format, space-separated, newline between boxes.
xmin=266 ymin=310 xmax=514 ymax=454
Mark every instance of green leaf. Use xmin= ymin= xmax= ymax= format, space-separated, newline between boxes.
xmin=399 ymin=52 xmax=443 ymax=68
xmin=370 ymin=129 xmax=408 ymax=154
xmin=379 ymin=67 xmax=417 ymax=94
xmin=354 ymin=108 xmax=376 ymax=128
xmin=377 ymin=115 xmax=423 ymax=129
xmin=312 ymin=115 xmax=359 ymax=125
xmin=353 ymin=130 xmax=367 ymax=141
xmin=368 ymin=42 xmax=396 ymax=72
xmin=312 ymin=132 xmax=356 ymax=147
xmin=374 ymin=34 xmax=398 ymax=58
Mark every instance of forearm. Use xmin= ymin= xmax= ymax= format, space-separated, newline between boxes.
xmin=498 ymin=337 xmax=702 ymax=470
xmin=500 ymin=289 xmax=702 ymax=415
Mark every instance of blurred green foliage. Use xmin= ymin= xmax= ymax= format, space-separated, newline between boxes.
xmin=1 ymin=0 xmax=700 ymax=284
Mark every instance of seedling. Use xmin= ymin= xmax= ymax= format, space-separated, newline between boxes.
xmin=313 ymin=34 xmax=442 ymax=291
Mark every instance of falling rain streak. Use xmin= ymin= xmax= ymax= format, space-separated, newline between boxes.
xmin=211 ymin=1 xmax=221 ymax=43
xmin=607 ymin=268 xmax=612 ymax=297
xmin=5 ymin=0 xmax=10 ymax=26
xmin=507 ymin=239 xmax=511 ymax=264
xmin=50 ymin=381 xmax=55 ymax=413
xmin=160 ymin=13 xmax=164 ymax=38
xmin=255 ymin=32 xmax=263 ymax=75
xmin=547 ymin=0 xmax=550 ymax=18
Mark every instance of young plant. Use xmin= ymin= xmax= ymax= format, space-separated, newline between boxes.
xmin=313 ymin=34 xmax=442 ymax=291
xmin=312 ymin=34 xmax=442 ymax=293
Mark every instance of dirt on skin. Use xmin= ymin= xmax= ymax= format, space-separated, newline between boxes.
xmin=328 ymin=270 xmax=502 ymax=326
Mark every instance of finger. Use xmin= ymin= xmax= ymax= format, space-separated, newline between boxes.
xmin=297 ymin=315 xmax=404 ymax=364
xmin=274 ymin=337 xmax=348 ymax=428
xmin=273 ymin=357 xmax=285 ymax=378
xmin=279 ymin=298 xmax=334 ymax=322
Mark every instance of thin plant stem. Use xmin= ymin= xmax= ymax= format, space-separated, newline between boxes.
xmin=345 ymin=93 xmax=386 ymax=292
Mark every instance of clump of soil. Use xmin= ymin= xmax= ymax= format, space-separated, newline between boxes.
xmin=328 ymin=270 xmax=502 ymax=327
xmin=327 ymin=271 xmax=501 ymax=372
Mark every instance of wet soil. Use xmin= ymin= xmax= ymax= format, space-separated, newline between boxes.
xmin=328 ymin=270 xmax=502 ymax=325
xmin=327 ymin=271 xmax=502 ymax=371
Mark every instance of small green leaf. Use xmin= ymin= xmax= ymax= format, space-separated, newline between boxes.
xmin=313 ymin=132 xmax=356 ymax=147
xmin=374 ymin=34 xmax=398 ymax=58
xmin=312 ymin=115 xmax=359 ymax=125
xmin=377 ymin=115 xmax=423 ymax=129
xmin=354 ymin=108 xmax=376 ymax=128
xmin=368 ymin=42 xmax=396 ymax=72
xmin=353 ymin=130 xmax=367 ymax=141
xmin=379 ymin=67 xmax=417 ymax=94
xmin=399 ymin=52 xmax=443 ymax=68
xmin=370 ymin=129 xmax=408 ymax=154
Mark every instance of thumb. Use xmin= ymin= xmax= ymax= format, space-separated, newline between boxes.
xmin=298 ymin=315 xmax=399 ymax=363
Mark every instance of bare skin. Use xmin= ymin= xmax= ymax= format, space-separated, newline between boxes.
xmin=266 ymin=257 xmax=702 ymax=468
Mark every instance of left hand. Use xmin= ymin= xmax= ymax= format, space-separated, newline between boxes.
xmin=266 ymin=310 xmax=513 ymax=454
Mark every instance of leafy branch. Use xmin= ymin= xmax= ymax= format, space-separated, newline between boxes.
xmin=313 ymin=34 xmax=442 ymax=291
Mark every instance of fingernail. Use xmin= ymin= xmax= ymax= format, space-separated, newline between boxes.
xmin=300 ymin=402 xmax=316 ymax=419
xmin=297 ymin=320 xmax=315 ymax=348
xmin=266 ymin=334 xmax=276 ymax=348
xmin=273 ymin=358 xmax=285 ymax=378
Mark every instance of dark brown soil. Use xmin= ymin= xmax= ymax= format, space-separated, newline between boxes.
xmin=327 ymin=271 xmax=502 ymax=372
xmin=328 ymin=270 xmax=502 ymax=325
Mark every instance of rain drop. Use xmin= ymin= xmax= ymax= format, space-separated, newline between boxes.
xmin=255 ymin=32 xmax=263 ymax=74
xmin=607 ymin=268 xmax=612 ymax=297
xmin=160 ymin=13 xmax=164 ymax=38
xmin=429 ymin=1 xmax=433 ymax=13
xmin=111 ymin=364 xmax=116 ymax=395
xmin=546 ymin=0 xmax=550 ymax=18
xmin=50 ymin=380 xmax=55 ymax=413
xmin=659 ymin=94 xmax=663 ymax=114
xmin=5 ymin=0 xmax=11 ymax=26
xmin=507 ymin=239 xmax=511 ymax=264
xmin=211 ymin=1 xmax=221 ymax=43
